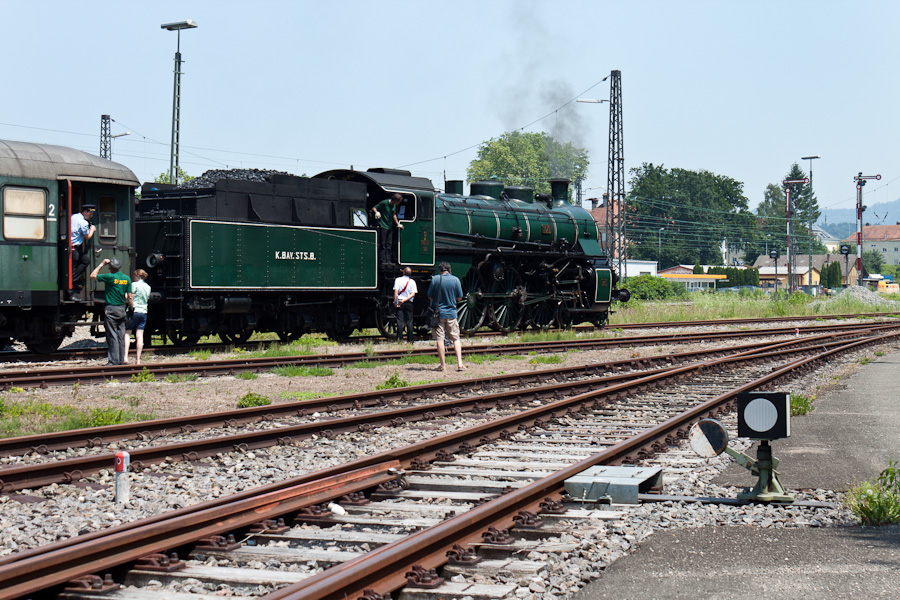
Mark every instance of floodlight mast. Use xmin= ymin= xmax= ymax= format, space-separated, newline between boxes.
xmin=854 ymin=172 xmax=882 ymax=285
xmin=161 ymin=19 xmax=198 ymax=185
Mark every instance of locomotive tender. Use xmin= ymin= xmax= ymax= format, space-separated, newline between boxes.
xmin=0 ymin=139 xmax=627 ymax=352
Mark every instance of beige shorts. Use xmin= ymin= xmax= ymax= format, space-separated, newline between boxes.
xmin=433 ymin=318 xmax=460 ymax=342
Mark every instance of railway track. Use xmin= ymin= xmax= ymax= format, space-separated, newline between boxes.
xmin=0 ymin=327 xmax=894 ymax=599
xmin=1 ymin=320 xmax=896 ymax=389
xmin=0 ymin=327 xmax=873 ymax=492
xmin=1 ymin=312 xmax=896 ymax=366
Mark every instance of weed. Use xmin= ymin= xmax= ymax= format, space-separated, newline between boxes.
xmin=164 ymin=373 xmax=199 ymax=383
xmin=528 ymin=355 xmax=563 ymax=365
xmin=235 ymin=371 xmax=258 ymax=380
xmin=467 ymin=354 xmax=503 ymax=365
xmin=376 ymin=372 xmax=411 ymax=390
xmin=270 ymin=365 xmax=333 ymax=377
xmin=845 ymin=460 xmax=900 ymax=525
xmin=130 ymin=368 xmax=156 ymax=383
xmin=10 ymin=387 xmax=24 ymax=394
xmin=875 ymin=351 xmax=884 ymax=357
xmin=237 ymin=392 xmax=271 ymax=408
xmin=790 ymin=393 xmax=814 ymax=416
xmin=859 ymin=357 xmax=871 ymax=365
xmin=189 ymin=349 xmax=212 ymax=360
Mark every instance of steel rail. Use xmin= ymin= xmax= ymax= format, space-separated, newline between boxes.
xmin=261 ymin=331 xmax=898 ymax=600
xmin=0 ymin=328 xmax=883 ymax=492
xmin=0 ymin=320 xmax=894 ymax=389
xmin=0 ymin=331 xmax=894 ymax=598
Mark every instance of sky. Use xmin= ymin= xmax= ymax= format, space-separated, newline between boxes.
xmin=2 ymin=0 xmax=898 ymax=221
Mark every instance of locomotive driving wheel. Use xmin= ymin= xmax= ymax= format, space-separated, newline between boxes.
xmin=528 ymin=297 xmax=558 ymax=330
xmin=488 ymin=267 xmax=525 ymax=333
xmin=457 ymin=269 xmax=486 ymax=334
xmin=375 ymin=297 xmax=399 ymax=340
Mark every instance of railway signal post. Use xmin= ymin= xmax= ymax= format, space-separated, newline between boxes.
xmin=854 ymin=172 xmax=881 ymax=286
xmin=782 ymin=178 xmax=808 ymax=292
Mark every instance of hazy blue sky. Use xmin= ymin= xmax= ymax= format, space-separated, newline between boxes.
xmin=3 ymin=1 xmax=897 ymax=220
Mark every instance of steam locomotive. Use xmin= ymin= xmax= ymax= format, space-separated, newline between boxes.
xmin=0 ymin=139 xmax=628 ymax=352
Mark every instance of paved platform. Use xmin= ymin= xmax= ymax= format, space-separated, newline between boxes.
xmin=573 ymin=347 xmax=900 ymax=600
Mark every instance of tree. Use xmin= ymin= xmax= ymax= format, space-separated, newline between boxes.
xmin=154 ymin=167 xmax=194 ymax=185
xmin=627 ymin=164 xmax=753 ymax=267
xmin=467 ymin=131 xmax=589 ymax=198
xmin=862 ymin=249 xmax=885 ymax=274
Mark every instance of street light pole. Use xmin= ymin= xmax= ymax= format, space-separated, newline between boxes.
xmin=162 ymin=19 xmax=198 ymax=185
xmin=801 ymin=155 xmax=820 ymax=288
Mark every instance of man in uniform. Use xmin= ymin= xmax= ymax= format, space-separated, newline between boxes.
xmin=91 ymin=257 xmax=132 ymax=365
xmin=68 ymin=204 xmax=96 ymax=300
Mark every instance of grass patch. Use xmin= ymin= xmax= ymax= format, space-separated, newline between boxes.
xmin=375 ymin=372 xmax=411 ymax=390
xmin=129 ymin=368 xmax=156 ymax=383
xmin=347 ymin=355 xmax=441 ymax=369
xmin=790 ymin=393 xmax=814 ymax=416
xmin=846 ymin=460 xmax=900 ymax=525
xmin=0 ymin=398 xmax=155 ymax=437
xmin=466 ymin=354 xmax=504 ymax=365
xmin=859 ymin=357 xmax=871 ymax=365
xmin=189 ymin=349 xmax=212 ymax=360
xmin=270 ymin=365 xmax=333 ymax=377
xmin=527 ymin=353 xmax=563 ymax=365
xmin=235 ymin=371 xmax=258 ymax=380
xmin=237 ymin=392 xmax=271 ymax=408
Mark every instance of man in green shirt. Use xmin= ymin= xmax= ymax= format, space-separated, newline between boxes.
xmin=370 ymin=193 xmax=404 ymax=262
xmin=91 ymin=257 xmax=133 ymax=366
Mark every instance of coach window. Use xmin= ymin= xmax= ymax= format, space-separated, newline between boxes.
xmin=2 ymin=186 xmax=46 ymax=241
xmin=97 ymin=195 xmax=117 ymax=243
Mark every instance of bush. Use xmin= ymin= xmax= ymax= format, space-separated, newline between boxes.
xmin=237 ymin=392 xmax=271 ymax=408
xmin=846 ymin=460 xmax=900 ymax=525
xmin=130 ymin=368 xmax=156 ymax=383
xmin=628 ymin=275 xmax=679 ymax=300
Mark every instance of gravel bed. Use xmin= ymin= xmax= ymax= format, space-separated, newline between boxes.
xmin=0 ymin=324 xmax=890 ymax=597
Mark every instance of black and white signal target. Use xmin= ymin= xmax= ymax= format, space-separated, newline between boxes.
xmin=737 ymin=392 xmax=790 ymax=440
xmin=689 ymin=418 xmax=729 ymax=458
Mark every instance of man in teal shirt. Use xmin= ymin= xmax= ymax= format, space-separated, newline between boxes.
xmin=370 ymin=193 xmax=404 ymax=261
xmin=91 ymin=257 xmax=132 ymax=365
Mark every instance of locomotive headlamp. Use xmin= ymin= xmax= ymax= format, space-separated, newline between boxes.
xmin=737 ymin=392 xmax=790 ymax=440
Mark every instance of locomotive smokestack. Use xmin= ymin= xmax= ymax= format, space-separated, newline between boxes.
xmin=549 ymin=179 xmax=570 ymax=208
xmin=446 ymin=180 xmax=464 ymax=195
xmin=590 ymin=198 xmax=599 ymax=210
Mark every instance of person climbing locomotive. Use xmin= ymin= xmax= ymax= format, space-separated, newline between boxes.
xmin=370 ymin=193 xmax=404 ymax=261
xmin=68 ymin=204 xmax=96 ymax=300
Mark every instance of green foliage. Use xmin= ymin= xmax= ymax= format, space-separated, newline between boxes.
xmin=235 ymin=371 xmax=258 ymax=380
xmin=528 ymin=354 xmax=563 ymax=365
xmin=0 ymin=398 xmax=154 ymax=437
xmin=790 ymin=393 xmax=813 ymax=416
xmin=189 ymin=349 xmax=212 ymax=360
xmin=348 ymin=355 xmax=440 ymax=369
xmin=708 ymin=266 xmax=760 ymax=287
xmin=237 ymin=392 xmax=271 ymax=408
xmin=846 ymin=460 xmax=900 ymax=525
xmin=627 ymin=164 xmax=753 ymax=266
xmin=375 ymin=372 xmax=411 ymax=390
xmin=467 ymin=131 xmax=589 ymax=197
xmin=129 ymin=368 xmax=156 ymax=383
xmin=153 ymin=166 xmax=194 ymax=185
xmin=466 ymin=354 xmax=504 ymax=364
xmin=862 ymin=249 xmax=885 ymax=274
xmin=693 ymin=263 xmax=704 ymax=274
xmin=270 ymin=365 xmax=333 ymax=377
xmin=821 ymin=261 xmax=843 ymax=289
xmin=626 ymin=275 xmax=681 ymax=300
